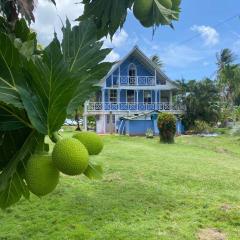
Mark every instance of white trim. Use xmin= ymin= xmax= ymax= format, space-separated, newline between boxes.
xmin=96 ymin=46 xmax=178 ymax=88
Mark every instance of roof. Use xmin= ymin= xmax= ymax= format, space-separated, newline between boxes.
xmin=120 ymin=111 xmax=158 ymax=120
xmin=96 ymin=45 xmax=179 ymax=88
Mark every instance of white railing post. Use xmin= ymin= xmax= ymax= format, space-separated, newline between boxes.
xmin=169 ymin=91 xmax=173 ymax=110
xmin=155 ymin=70 xmax=157 ymax=85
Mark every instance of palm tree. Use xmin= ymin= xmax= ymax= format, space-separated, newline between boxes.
xmin=216 ymin=48 xmax=240 ymax=106
xmin=216 ymin=48 xmax=236 ymax=73
xmin=150 ymin=54 xmax=164 ymax=70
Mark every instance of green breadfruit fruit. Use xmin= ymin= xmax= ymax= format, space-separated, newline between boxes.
xmin=52 ymin=138 xmax=89 ymax=176
xmin=73 ymin=132 xmax=104 ymax=155
xmin=140 ymin=16 xmax=154 ymax=28
xmin=133 ymin=0 xmax=153 ymax=21
xmin=25 ymin=154 xmax=60 ymax=196
xmin=157 ymin=0 xmax=172 ymax=9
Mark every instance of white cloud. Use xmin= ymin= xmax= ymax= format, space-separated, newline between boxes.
xmin=203 ymin=61 xmax=210 ymax=66
xmin=104 ymin=30 xmax=129 ymax=48
xmin=191 ymin=25 xmax=219 ymax=46
xmin=105 ymin=51 xmax=120 ymax=62
xmin=32 ymin=0 xmax=84 ymax=45
xmin=159 ymin=45 xmax=204 ymax=68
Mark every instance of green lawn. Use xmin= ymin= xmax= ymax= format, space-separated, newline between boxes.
xmin=0 ymin=133 xmax=240 ymax=239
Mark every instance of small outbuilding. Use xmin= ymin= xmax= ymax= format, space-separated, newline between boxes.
xmin=117 ymin=111 xmax=184 ymax=136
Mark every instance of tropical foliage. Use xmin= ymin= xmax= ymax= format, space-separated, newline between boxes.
xmin=0 ymin=17 xmax=111 ymax=209
xmin=216 ymin=48 xmax=240 ymax=107
xmin=0 ymin=0 xmax=182 ymax=208
xmin=79 ymin=0 xmax=181 ymax=38
xmin=177 ymin=79 xmax=221 ymax=129
xmin=150 ymin=54 xmax=164 ymax=69
xmin=0 ymin=0 xmax=55 ymax=24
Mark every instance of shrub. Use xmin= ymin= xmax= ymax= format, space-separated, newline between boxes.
xmin=192 ymin=120 xmax=213 ymax=134
xmin=157 ymin=113 xmax=176 ymax=144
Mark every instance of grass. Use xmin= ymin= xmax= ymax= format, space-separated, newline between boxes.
xmin=0 ymin=133 xmax=240 ymax=239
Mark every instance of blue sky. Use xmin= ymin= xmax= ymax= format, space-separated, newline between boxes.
xmin=33 ymin=0 xmax=240 ymax=80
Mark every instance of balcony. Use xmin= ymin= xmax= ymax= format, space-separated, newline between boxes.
xmin=112 ymin=75 xmax=156 ymax=86
xmin=85 ymin=102 xmax=185 ymax=113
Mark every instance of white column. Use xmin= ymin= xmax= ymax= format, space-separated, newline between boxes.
xmin=103 ymin=114 xmax=106 ymax=134
xmin=155 ymin=90 xmax=157 ymax=110
xmin=159 ymin=91 xmax=161 ymax=103
xmin=155 ymin=69 xmax=157 ymax=85
xmin=118 ymin=67 xmax=121 ymax=86
xmin=83 ymin=115 xmax=87 ymax=131
xmin=136 ymin=90 xmax=139 ymax=110
xmin=170 ymin=91 xmax=173 ymax=109
xmin=117 ymin=89 xmax=120 ymax=103
xmin=102 ymin=88 xmax=105 ymax=104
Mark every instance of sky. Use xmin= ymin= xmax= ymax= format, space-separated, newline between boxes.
xmin=32 ymin=0 xmax=240 ymax=81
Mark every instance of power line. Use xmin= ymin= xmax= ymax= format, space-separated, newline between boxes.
xmin=176 ymin=13 xmax=240 ymax=46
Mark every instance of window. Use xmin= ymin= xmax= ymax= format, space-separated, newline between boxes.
xmin=128 ymin=63 xmax=137 ymax=85
xmin=109 ymin=90 xmax=117 ymax=103
xmin=127 ymin=90 xmax=135 ymax=103
xmin=144 ymin=90 xmax=152 ymax=103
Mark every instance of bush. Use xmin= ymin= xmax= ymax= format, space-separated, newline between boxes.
xmin=157 ymin=113 xmax=176 ymax=144
xmin=192 ymin=120 xmax=213 ymax=134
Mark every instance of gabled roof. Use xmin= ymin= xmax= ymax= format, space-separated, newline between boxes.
xmin=96 ymin=45 xmax=178 ymax=88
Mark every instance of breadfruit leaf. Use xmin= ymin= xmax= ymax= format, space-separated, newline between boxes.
xmin=0 ymin=130 xmax=41 ymax=192
xmin=79 ymin=0 xmax=134 ymax=38
xmin=17 ymin=19 xmax=112 ymax=135
xmin=0 ymin=103 xmax=32 ymax=131
xmin=0 ymin=32 xmax=24 ymax=109
xmin=61 ymin=19 xmax=112 ymax=114
xmin=17 ymin=36 xmax=77 ymax=135
xmin=84 ymin=162 xmax=103 ymax=180
xmin=0 ymin=173 xmax=23 ymax=209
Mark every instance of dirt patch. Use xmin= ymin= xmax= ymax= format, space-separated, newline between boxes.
xmin=214 ymin=147 xmax=230 ymax=154
xmin=220 ymin=203 xmax=232 ymax=212
xmin=104 ymin=172 xmax=122 ymax=182
xmin=197 ymin=228 xmax=226 ymax=240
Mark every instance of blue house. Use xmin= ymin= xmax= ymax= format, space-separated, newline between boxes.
xmin=83 ymin=46 xmax=185 ymax=135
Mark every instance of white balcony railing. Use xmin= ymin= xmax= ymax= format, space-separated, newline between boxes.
xmin=112 ymin=75 xmax=156 ymax=86
xmin=86 ymin=102 xmax=185 ymax=113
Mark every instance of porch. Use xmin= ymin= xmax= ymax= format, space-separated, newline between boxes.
xmin=85 ymin=102 xmax=185 ymax=113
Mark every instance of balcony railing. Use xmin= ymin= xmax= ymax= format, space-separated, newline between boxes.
xmin=86 ymin=102 xmax=185 ymax=112
xmin=112 ymin=75 xmax=156 ymax=86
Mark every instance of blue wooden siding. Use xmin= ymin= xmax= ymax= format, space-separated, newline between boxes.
xmin=120 ymin=56 xmax=153 ymax=77
xmin=105 ymin=55 xmax=160 ymax=88
xmin=118 ymin=119 xmax=184 ymax=136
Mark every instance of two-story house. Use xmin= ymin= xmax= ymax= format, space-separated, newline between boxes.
xmin=83 ymin=46 xmax=185 ymax=135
